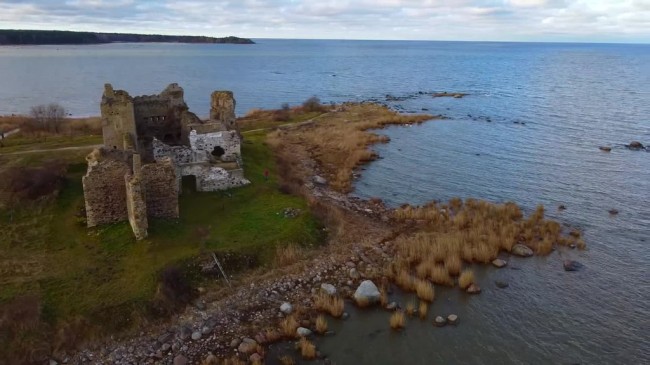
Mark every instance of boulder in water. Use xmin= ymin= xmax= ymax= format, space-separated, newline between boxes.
xmin=433 ymin=316 xmax=447 ymax=327
xmin=492 ymin=258 xmax=507 ymax=268
xmin=626 ymin=141 xmax=645 ymax=150
xmin=466 ymin=283 xmax=482 ymax=294
xmin=495 ymin=280 xmax=509 ymax=288
xmin=353 ymin=280 xmax=381 ymax=304
xmin=447 ymin=314 xmax=459 ymax=325
xmin=563 ymin=260 xmax=583 ymax=272
xmin=599 ymin=146 xmax=612 ymax=152
xmin=512 ymin=244 xmax=534 ymax=257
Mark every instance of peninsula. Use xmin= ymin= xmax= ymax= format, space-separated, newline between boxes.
xmin=0 ymin=29 xmax=254 ymax=45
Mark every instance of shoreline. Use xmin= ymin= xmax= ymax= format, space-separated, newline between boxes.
xmin=61 ymin=103 xmax=585 ymax=364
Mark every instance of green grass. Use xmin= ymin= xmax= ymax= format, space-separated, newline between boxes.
xmin=0 ymin=131 xmax=322 ymax=328
xmin=0 ymin=134 xmax=102 ymax=153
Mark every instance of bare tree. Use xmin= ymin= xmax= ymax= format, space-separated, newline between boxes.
xmin=28 ymin=103 xmax=66 ymax=134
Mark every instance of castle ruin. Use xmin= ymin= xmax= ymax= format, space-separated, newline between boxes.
xmin=82 ymin=84 xmax=249 ymax=239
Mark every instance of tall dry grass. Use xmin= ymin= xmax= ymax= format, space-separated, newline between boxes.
xmin=459 ymin=269 xmax=475 ymax=290
xmin=313 ymin=293 xmax=344 ymax=317
xmin=267 ymin=104 xmax=434 ymax=193
xmin=280 ymin=315 xmax=299 ymax=338
xmin=391 ymin=199 xmax=586 ymax=290
xmin=298 ymin=337 xmax=317 ymax=359
xmin=415 ymin=280 xmax=434 ymax=302
xmin=418 ymin=301 xmax=428 ymax=320
xmin=390 ymin=310 xmax=406 ymax=330
xmin=274 ymin=244 xmax=304 ymax=268
xmin=315 ymin=315 xmax=328 ymax=334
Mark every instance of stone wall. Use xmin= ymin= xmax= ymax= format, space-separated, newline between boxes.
xmin=142 ymin=157 xmax=179 ymax=219
xmin=83 ymin=148 xmax=132 ymax=227
xmin=181 ymin=164 xmax=250 ymax=192
xmin=125 ymin=172 xmax=148 ymax=240
xmin=189 ymin=130 xmax=241 ymax=162
xmin=210 ymin=91 xmax=236 ymax=129
xmin=101 ymin=84 xmax=137 ymax=151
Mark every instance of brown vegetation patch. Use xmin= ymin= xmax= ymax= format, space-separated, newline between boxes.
xmin=267 ymin=103 xmax=436 ymax=193
xmin=390 ymin=200 xmax=585 ymax=291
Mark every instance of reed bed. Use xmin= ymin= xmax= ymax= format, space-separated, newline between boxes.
xmin=392 ymin=199 xmax=585 ymax=290
xmin=267 ymin=104 xmax=434 ymax=192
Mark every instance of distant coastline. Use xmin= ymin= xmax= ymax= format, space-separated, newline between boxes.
xmin=0 ymin=29 xmax=254 ymax=45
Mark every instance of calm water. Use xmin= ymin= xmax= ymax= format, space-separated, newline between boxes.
xmin=1 ymin=40 xmax=649 ymax=363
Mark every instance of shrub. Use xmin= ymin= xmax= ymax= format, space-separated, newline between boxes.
xmin=390 ymin=311 xmax=405 ymax=330
xmin=150 ymin=266 xmax=196 ymax=315
xmin=302 ymin=96 xmax=326 ymax=113
xmin=459 ymin=269 xmax=475 ymax=289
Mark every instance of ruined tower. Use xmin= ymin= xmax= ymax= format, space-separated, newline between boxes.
xmin=83 ymin=83 xmax=249 ymax=240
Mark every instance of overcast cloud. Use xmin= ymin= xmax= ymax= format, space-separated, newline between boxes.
xmin=0 ymin=0 xmax=648 ymax=42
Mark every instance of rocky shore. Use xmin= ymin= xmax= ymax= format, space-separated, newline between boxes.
xmin=66 ymin=179 xmax=402 ymax=365
xmin=62 ymin=104 xmax=585 ymax=365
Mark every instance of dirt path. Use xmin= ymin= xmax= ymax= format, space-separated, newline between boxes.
xmin=0 ymin=144 xmax=101 ymax=155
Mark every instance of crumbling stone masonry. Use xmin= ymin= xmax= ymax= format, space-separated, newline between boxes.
xmin=83 ymin=83 xmax=249 ymax=239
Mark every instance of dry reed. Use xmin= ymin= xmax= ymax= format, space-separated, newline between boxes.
xmin=279 ymin=355 xmax=296 ymax=365
xmin=389 ymin=198 xmax=585 ymax=289
xmin=315 ymin=315 xmax=328 ymax=334
xmin=298 ymin=337 xmax=317 ymax=359
xmin=280 ymin=315 xmax=299 ymax=338
xmin=415 ymin=280 xmax=434 ymax=302
xmin=405 ymin=301 xmax=415 ymax=316
xmin=459 ymin=269 xmax=475 ymax=289
xmin=390 ymin=311 xmax=406 ymax=330
xmin=313 ymin=293 xmax=345 ymax=317
xmin=418 ymin=301 xmax=428 ymax=320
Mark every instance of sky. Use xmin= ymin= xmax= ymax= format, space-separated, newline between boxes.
xmin=0 ymin=0 xmax=649 ymax=43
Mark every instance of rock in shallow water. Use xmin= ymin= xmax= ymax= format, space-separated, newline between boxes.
xmin=492 ymin=258 xmax=507 ymax=268
xmin=297 ymin=327 xmax=312 ymax=337
xmin=434 ymin=316 xmax=447 ymax=327
xmin=447 ymin=314 xmax=459 ymax=325
xmin=354 ymin=280 xmax=381 ymax=304
xmin=495 ymin=280 xmax=509 ymax=288
xmin=511 ymin=244 xmax=534 ymax=257
xmin=466 ymin=284 xmax=482 ymax=294
xmin=563 ymin=260 xmax=583 ymax=272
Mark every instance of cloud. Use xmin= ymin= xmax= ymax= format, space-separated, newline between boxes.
xmin=0 ymin=0 xmax=648 ymax=42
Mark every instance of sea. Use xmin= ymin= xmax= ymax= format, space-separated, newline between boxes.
xmin=1 ymin=39 xmax=649 ymax=364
